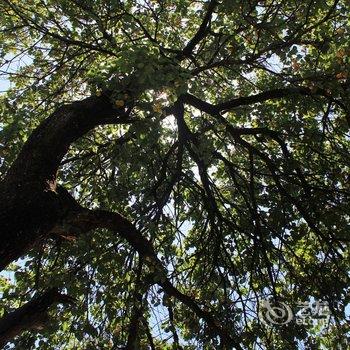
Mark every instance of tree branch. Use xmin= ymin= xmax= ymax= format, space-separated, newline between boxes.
xmin=177 ymin=0 xmax=218 ymax=60
xmin=59 ymin=204 xmax=243 ymax=349
xmin=0 ymin=288 xmax=75 ymax=348
xmin=0 ymin=93 xmax=130 ymax=271
xmin=4 ymin=93 xmax=130 ymax=188
xmin=182 ymin=86 xmax=331 ymax=115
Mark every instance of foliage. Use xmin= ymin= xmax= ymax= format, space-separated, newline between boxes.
xmin=0 ymin=0 xmax=350 ymax=348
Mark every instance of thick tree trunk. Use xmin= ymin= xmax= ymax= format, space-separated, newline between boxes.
xmin=0 ymin=93 xmax=127 ymax=271
xmin=0 ymin=93 xmax=130 ymax=345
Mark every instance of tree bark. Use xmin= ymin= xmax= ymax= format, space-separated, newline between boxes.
xmin=0 ymin=93 xmax=131 ymax=345
xmin=0 ymin=288 xmax=74 ymax=348
xmin=0 ymin=93 xmax=128 ymax=271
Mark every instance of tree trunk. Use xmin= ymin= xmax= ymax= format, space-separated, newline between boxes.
xmin=0 ymin=93 xmax=127 ymax=271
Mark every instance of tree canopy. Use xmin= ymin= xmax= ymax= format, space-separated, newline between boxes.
xmin=0 ymin=0 xmax=349 ymax=348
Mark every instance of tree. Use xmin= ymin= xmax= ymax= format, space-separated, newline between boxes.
xmin=0 ymin=0 xmax=349 ymax=348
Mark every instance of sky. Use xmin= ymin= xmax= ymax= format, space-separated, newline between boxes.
xmin=0 ymin=79 xmax=10 ymax=93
